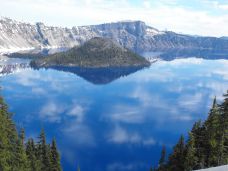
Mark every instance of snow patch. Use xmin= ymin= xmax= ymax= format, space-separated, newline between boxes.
xmin=194 ymin=165 xmax=228 ymax=171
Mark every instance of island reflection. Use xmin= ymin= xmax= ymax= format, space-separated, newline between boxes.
xmin=42 ymin=66 xmax=148 ymax=85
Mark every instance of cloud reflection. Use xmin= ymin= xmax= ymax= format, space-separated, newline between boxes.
xmin=108 ymin=125 xmax=156 ymax=146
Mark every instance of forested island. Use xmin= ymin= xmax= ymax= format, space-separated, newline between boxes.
xmin=30 ymin=37 xmax=150 ymax=68
xmin=153 ymin=91 xmax=228 ymax=171
xmin=0 ymin=94 xmax=62 ymax=171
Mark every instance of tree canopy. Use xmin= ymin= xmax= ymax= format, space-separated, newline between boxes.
xmin=154 ymin=91 xmax=228 ymax=171
xmin=0 ymin=94 xmax=62 ymax=171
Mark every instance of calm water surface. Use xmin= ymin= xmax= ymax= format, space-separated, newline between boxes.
xmin=1 ymin=57 xmax=228 ymax=171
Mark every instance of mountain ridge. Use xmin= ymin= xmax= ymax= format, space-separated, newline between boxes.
xmin=1 ymin=17 xmax=228 ymax=53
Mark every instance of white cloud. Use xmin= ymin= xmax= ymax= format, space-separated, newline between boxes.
xmin=39 ymin=101 xmax=65 ymax=122
xmin=178 ymin=93 xmax=204 ymax=112
xmin=205 ymin=0 xmax=228 ymax=10
xmin=68 ymin=105 xmax=84 ymax=120
xmin=0 ymin=0 xmax=228 ymax=36
xmin=39 ymin=99 xmax=87 ymax=123
xmin=32 ymin=87 xmax=46 ymax=95
xmin=108 ymin=105 xmax=145 ymax=124
xmin=63 ymin=120 xmax=96 ymax=146
xmin=108 ymin=125 xmax=156 ymax=145
xmin=108 ymin=126 xmax=137 ymax=144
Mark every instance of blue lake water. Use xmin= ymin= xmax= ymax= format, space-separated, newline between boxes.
xmin=1 ymin=57 xmax=228 ymax=171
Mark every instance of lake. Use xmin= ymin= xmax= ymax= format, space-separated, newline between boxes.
xmin=1 ymin=54 xmax=228 ymax=171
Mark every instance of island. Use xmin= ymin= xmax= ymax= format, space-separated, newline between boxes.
xmin=30 ymin=37 xmax=150 ymax=68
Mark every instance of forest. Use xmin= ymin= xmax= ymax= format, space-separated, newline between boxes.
xmin=153 ymin=91 xmax=228 ymax=171
xmin=0 ymin=94 xmax=62 ymax=171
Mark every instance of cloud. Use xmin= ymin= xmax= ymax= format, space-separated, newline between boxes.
xmin=39 ymin=100 xmax=87 ymax=123
xmin=204 ymin=0 xmax=228 ymax=10
xmin=0 ymin=0 xmax=228 ymax=36
xmin=108 ymin=105 xmax=145 ymax=124
xmin=32 ymin=87 xmax=46 ymax=95
xmin=62 ymin=120 xmax=95 ymax=146
xmin=108 ymin=126 xmax=141 ymax=144
xmin=178 ymin=93 xmax=204 ymax=112
xmin=67 ymin=105 xmax=85 ymax=122
xmin=108 ymin=125 xmax=156 ymax=145
xmin=39 ymin=101 xmax=65 ymax=122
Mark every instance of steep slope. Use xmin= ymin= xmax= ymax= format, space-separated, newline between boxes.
xmin=1 ymin=17 xmax=228 ymax=53
xmin=30 ymin=37 xmax=150 ymax=67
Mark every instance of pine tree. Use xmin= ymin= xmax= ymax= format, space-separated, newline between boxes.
xmin=0 ymin=92 xmax=62 ymax=171
xmin=191 ymin=120 xmax=206 ymax=169
xmin=168 ymin=135 xmax=185 ymax=171
xmin=184 ymin=132 xmax=198 ymax=171
xmin=219 ymin=91 xmax=228 ymax=165
xmin=50 ymin=138 xmax=61 ymax=171
xmin=26 ymin=138 xmax=41 ymax=171
xmin=38 ymin=129 xmax=51 ymax=171
xmin=204 ymin=96 xmax=221 ymax=167
xmin=158 ymin=146 xmax=166 ymax=171
xmin=0 ymin=95 xmax=30 ymax=171
xmin=19 ymin=128 xmax=25 ymax=146
xmin=0 ymin=96 xmax=12 ymax=171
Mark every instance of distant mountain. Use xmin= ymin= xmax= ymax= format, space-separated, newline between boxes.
xmin=1 ymin=17 xmax=228 ymax=53
xmin=30 ymin=37 xmax=150 ymax=68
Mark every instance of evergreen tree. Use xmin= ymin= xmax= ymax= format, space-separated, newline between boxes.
xmin=0 ymin=96 xmax=12 ymax=171
xmin=0 ymin=95 xmax=30 ymax=171
xmin=158 ymin=146 xmax=166 ymax=171
xmin=204 ymin=96 xmax=221 ymax=167
xmin=38 ymin=129 xmax=51 ymax=171
xmin=50 ymin=139 xmax=61 ymax=171
xmin=168 ymin=135 xmax=185 ymax=171
xmin=184 ymin=132 xmax=198 ymax=171
xmin=191 ymin=120 xmax=206 ymax=169
xmin=19 ymin=128 xmax=25 ymax=146
xmin=219 ymin=91 xmax=228 ymax=165
xmin=0 ymin=92 xmax=62 ymax=171
xmin=26 ymin=138 xmax=41 ymax=171
xmin=158 ymin=91 xmax=228 ymax=170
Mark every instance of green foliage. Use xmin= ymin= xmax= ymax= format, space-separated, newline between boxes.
xmin=0 ymin=94 xmax=62 ymax=171
xmin=168 ymin=135 xmax=185 ymax=171
xmin=31 ymin=37 xmax=150 ymax=68
xmin=155 ymin=91 xmax=228 ymax=171
xmin=50 ymin=139 xmax=61 ymax=171
xmin=157 ymin=146 xmax=166 ymax=171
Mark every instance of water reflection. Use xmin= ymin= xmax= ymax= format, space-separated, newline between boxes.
xmin=1 ymin=57 xmax=228 ymax=171
xmin=44 ymin=66 xmax=148 ymax=84
xmin=142 ymin=49 xmax=228 ymax=61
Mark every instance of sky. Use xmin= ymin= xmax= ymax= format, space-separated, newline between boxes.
xmin=0 ymin=0 xmax=228 ymax=37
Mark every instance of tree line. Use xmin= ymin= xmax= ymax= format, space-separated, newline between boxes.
xmin=0 ymin=94 xmax=62 ymax=171
xmin=152 ymin=91 xmax=228 ymax=171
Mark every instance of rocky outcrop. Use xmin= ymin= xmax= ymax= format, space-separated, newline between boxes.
xmin=0 ymin=17 xmax=228 ymax=53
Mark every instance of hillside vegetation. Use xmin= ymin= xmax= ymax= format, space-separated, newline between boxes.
xmin=0 ymin=93 xmax=62 ymax=171
xmin=153 ymin=91 xmax=228 ymax=171
xmin=30 ymin=37 xmax=150 ymax=68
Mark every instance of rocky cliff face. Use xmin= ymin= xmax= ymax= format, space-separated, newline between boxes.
xmin=0 ymin=17 xmax=228 ymax=53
